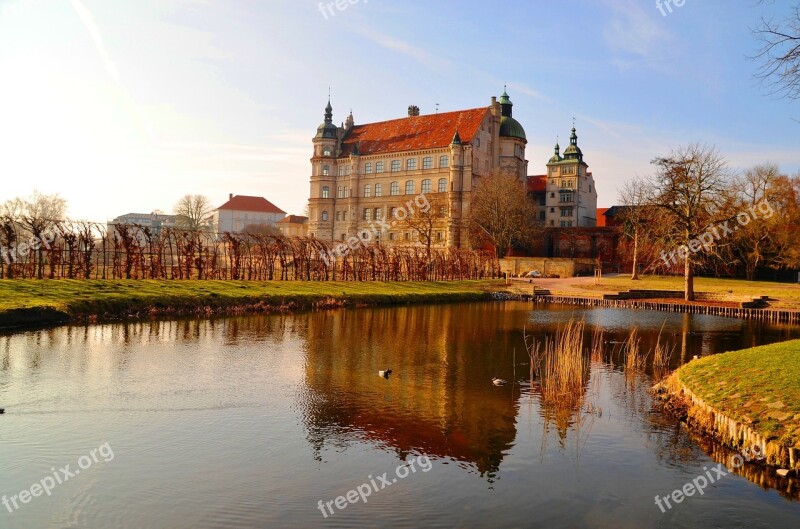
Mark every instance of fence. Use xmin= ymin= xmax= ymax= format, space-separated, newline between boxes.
xmin=0 ymin=221 xmax=499 ymax=282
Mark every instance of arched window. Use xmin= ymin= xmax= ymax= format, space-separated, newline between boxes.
xmin=375 ymin=183 xmax=382 ymax=196
xmin=439 ymin=155 xmax=449 ymax=168
xmin=438 ymin=178 xmax=447 ymax=193
xmin=323 ymin=146 xmax=331 ymax=156
xmin=407 ymin=158 xmax=417 ymax=171
xmin=390 ymin=182 xmax=400 ymax=196
xmin=422 ymin=157 xmax=433 ymax=169
xmin=376 ymin=161 xmax=384 ymax=173
xmin=345 ymin=165 xmax=351 ymax=175
xmin=421 ymin=179 xmax=431 ymax=194
xmin=391 ymin=160 xmax=401 ymax=172
xmin=405 ymin=180 xmax=415 ymax=195
xmin=365 ymin=162 xmax=372 ymax=174
xmin=364 ymin=184 xmax=371 ymax=198
xmin=322 ymin=165 xmax=330 ymax=176
xmin=321 ymin=210 xmax=328 ymax=221
xmin=322 ymin=186 xmax=329 ymax=198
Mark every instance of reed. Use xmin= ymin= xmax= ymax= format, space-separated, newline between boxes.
xmin=624 ymin=326 xmax=648 ymax=371
xmin=525 ymin=318 xmax=589 ymax=407
xmin=590 ymin=327 xmax=605 ymax=363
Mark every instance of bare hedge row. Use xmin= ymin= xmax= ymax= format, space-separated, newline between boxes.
xmin=0 ymin=221 xmax=500 ymax=281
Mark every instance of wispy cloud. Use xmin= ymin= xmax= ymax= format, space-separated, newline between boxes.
xmin=69 ymin=0 xmax=122 ymax=85
xmin=600 ymin=0 xmax=672 ymax=59
xmin=352 ymin=26 xmax=450 ymax=70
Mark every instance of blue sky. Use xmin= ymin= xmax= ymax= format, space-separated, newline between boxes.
xmin=1 ymin=0 xmax=798 ymax=220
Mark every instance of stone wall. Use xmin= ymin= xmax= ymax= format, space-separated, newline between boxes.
xmin=499 ymin=257 xmax=597 ymax=278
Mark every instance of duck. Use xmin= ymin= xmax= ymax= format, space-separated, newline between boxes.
xmin=379 ymin=369 xmax=392 ymax=379
xmin=0 ymin=408 xmax=5 ymax=414
xmin=492 ymin=377 xmax=507 ymax=386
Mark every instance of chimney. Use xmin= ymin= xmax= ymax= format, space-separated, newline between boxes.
xmin=408 ymin=105 xmax=420 ymax=117
xmin=229 ymin=193 xmax=233 ymax=200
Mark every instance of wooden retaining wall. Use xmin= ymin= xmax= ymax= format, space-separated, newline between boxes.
xmin=529 ymin=295 xmax=800 ymax=325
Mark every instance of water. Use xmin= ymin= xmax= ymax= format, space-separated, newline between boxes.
xmin=1 ymin=302 xmax=799 ymax=528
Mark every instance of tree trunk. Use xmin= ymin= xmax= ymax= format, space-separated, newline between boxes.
xmin=631 ymin=228 xmax=639 ymax=280
xmin=684 ymin=253 xmax=694 ymax=301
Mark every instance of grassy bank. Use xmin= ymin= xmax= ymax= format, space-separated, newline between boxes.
xmin=676 ymin=340 xmax=800 ymax=449
xmin=583 ymin=276 xmax=800 ymax=309
xmin=0 ymin=279 xmax=502 ymax=328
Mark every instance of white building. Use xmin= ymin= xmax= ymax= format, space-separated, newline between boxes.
xmin=213 ymin=194 xmax=286 ymax=233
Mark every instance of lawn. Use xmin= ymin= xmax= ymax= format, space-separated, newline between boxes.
xmin=677 ymin=340 xmax=800 ymax=447
xmin=0 ymin=279 xmax=503 ymax=326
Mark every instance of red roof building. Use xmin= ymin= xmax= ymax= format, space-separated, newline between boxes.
xmin=213 ymin=194 xmax=286 ymax=233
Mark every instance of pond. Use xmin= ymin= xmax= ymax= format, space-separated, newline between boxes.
xmin=1 ymin=302 xmax=799 ymax=528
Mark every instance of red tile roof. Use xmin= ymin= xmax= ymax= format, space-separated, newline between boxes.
xmin=338 ymin=107 xmax=489 ymax=157
xmin=527 ymin=174 xmax=547 ymax=193
xmin=217 ymin=195 xmax=285 ymax=214
xmin=277 ymin=215 xmax=308 ymax=224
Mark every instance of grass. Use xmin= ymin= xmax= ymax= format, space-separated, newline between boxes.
xmin=677 ymin=340 xmax=800 ymax=447
xmin=581 ymin=276 xmax=800 ymax=309
xmin=0 ymin=279 xmax=503 ymax=327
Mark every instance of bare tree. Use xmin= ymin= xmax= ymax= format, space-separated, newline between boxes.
xmin=753 ymin=3 xmax=800 ymax=100
xmin=2 ymin=191 xmax=67 ymax=279
xmin=468 ymin=169 xmax=539 ymax=258
xmin=394 ymin=193 xmax=448 ymax=262
xmin=646 ymin=144 xmax=733 ymax=300
xmin=174 ymin=195 xmax=213 ymax=230
xmin=618 ymin=178 xmax=653 ymax=280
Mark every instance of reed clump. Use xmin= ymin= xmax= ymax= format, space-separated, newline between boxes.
xmin=525 ymin=319 xmax=589 ymax=408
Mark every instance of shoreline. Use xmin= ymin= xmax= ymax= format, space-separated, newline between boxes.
xmin=0 ymin=279 xmax=500 ymax=330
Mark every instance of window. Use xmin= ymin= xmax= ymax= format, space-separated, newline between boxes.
xmin=390 ymin=181 xmax=400 ymax=196
xmin=439 ymin=155 xmax=449 ymax=168
xmin=438 ymin=206 xmax=446 ymax=218
xmin=389 ymin=232 xmax=395 ymax=241
xmin=323 ymin=146 xmax=331 ymax=156
xmin=375 ymin=183 xmax=382 ymax=196
xmin=562 ymin=166 xmax=575 ymax=175
xmin=363 ymin=208 xmax=371 ymax=221
xmin=404 ymin=232 xmax=411 ymax=241
xmin=539 ymin=211 xmax=545 ymax=220
xmin=338 ymin=166 xmax=345 ymax=176
xmin=322 ymin=186 xmax=329 ymax=199
xmin=550 ymin=192 xmax=555 ymax=198
xmin=364 ymin=184 xmax=371 ymax=198
xmin=391 ymin=160 xmax=401 ymax=172
xmin=336 ymin=211 xmax=341 ymax=221
xmin=345 ymin=164 xmax=351 ymax=176
xmin=407 ymin=158 xmax=417 ymax=170
xmin=365 ymin=162 xmax=373 ymax=174
xmin=337 ymin=186 xmax=344 ymax=198
xmin=322 ymin=165 xmax=330 ymax=176
xmin=321 ymin=210 xmax=328 ymax=221
xmin=560 ymin=192 xmax=574 ymax=203
xmin=373 ymin=208 xmax=380 ymax=220
xmin=438 ymin=178 xmax=447 ymax=193
xmin=560 ymin=207 xmax=574 ymax=217
xmin=436 ymin=232 xmax=443 ymax=241
xmin=389 ymin=207 xmax=396 ymax=219
xmin=421 ymin=179 xmax=432 ymax=194
xmin=405 ymin=180 xmax=415 ymax=195
xmin=423 ymin=157 xmax=433 ymax=169
xmin=376 ymin=161 xmax=384 ymax=174
xmin=550 ymin=207 xmax=555 ymax=213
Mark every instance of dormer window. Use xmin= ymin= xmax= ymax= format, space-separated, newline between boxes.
xmin=323 ymin=146 xmax=332 ymax=156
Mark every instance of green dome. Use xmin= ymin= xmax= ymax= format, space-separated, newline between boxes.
xmin=499 ymin=116 xmax=526 ymax=141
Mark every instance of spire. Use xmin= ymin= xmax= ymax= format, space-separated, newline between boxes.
xmin=498 ymin=87 xmax=513 ymax=118
xmin=554 ymin=141 xmax=560 ymax=156
xmin=344 ymin=109 xmax=354 ymax=130
xmin=451 ymin=130 xmax=462 ymax=145
xmin=324 ymin=98 xmax=333 ymax=124
xmin=570 ymin=126 xmax=578 ymax=146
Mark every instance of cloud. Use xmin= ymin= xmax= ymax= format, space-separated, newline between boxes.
xmin=69 ymin=0 xmax=122 ymax=86
xmin=600 ymin=0 xmax=672 ymax=59
xmin=352 ymin=26 xmax=450 ymax=70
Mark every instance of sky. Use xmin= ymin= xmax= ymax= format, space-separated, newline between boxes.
xmin=1 ymin=0 xmax=799 ymax=220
